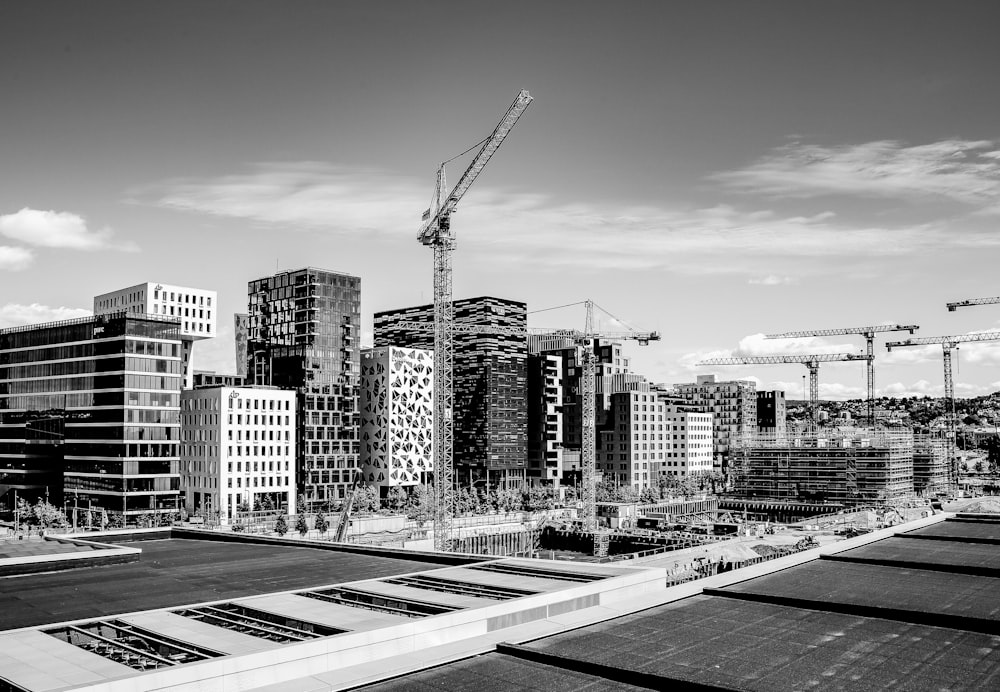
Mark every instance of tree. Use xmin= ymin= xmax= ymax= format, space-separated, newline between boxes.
xmin=314 ymin=512 xmax=329 ymax=535
xmin=406 ymin=484 xmax=434 ymax=524
xmin=261 ymin=495 xmax=274 ymax=511
xmin=274 ymin=514 xmax=288 ymax=537
xmin=295 ymin=513 xmax=308 ymax=536
xmin=356 ymin=486 xmax=379 ymax=514
xmin=386 ymin=486 xmax=407 ymax=513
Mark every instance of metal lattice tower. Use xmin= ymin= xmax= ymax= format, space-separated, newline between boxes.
xmin=418 ymin=90 xmax=533 ymax=551
xmin=887 ymin=331 xmax=1000 ymax=491
xmin=766 ymin=324 xmax=918 ymax=427
xmin=580 ymin=301 xmax=597 ymax=533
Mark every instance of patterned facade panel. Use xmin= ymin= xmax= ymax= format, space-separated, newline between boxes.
xmin=360 ymin=347 xmax=433 ymax=488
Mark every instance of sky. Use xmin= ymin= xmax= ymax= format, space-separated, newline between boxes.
xmin=3 ymin=0 xmax=1000 ymax=401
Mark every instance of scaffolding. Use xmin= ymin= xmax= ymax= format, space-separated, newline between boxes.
xmin=734 ymin=429 xmax=915 ymax=507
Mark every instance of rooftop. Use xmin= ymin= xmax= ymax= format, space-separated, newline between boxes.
xmin=355 ymin=513 xmax=1000 ymax=692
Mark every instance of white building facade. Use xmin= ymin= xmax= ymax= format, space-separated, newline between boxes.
xmin=180 ymin=386 xmax=296 ymax=521
xmin=659 ymin=404 xmax=714 ymax=479
xmin=360 ymin=346 xmax=433 ymax=492
xmin=598 ymin=391 xmax=715 ymax=489
xmin=94 ymin=282 xmax=218 ymax=389
xmin=672 ymin=374 xmax=757 ymax=474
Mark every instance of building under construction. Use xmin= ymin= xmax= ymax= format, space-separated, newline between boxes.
xmin=733 ymin=429 xmax=915 ymax=506
xmin=912 ymin=434 xmax=949 ymax=496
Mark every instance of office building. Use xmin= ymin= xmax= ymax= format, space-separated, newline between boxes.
xmin=673 ymin=374 xmax=757 ymax=474
xmin=374 ymin=296 xmax=527 ymax=488
xmin=93 ymin=282 xmax=217 ymax=390
xmin=0 ymin=312 xmax=182 ymax=519
xmin=359 ymin=346 xmax=433 ymax=492
xmin=734 ymin=429 xmax=915 ymax=506
xmin=247 ymin=267 xmax=360 ymax=506
xmin=180 ymin=386 xmax=296 ymax=520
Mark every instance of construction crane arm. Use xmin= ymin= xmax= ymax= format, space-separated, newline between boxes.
xmin=886 ymin=330 xmax=1000 ymax=350
xmin=392 ymin=322 xmax=660 ymax=343
xmin=947 ymin=297 xmax=1000 ymax=311
xmin=418 ymin=90 xmax=533 ymax=245
xmin=697 ymin=353 xmax=869 ymax=366
xmin=765 ymin=324 xmax=918 ymax=339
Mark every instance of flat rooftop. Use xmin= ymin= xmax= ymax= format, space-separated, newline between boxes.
xmin=356 ymin=513 xmax=1000 ymax=691
xmin=0 ymin=536 xmax=450 ymax=632
xmin=0 ymin=531 xmax=661 ymax=692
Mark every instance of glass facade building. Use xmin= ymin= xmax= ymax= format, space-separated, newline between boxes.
xmin=247 ymin=267 xmax=360 ymax=506
xmin=0 ymin=313 xmax=182 ymax=517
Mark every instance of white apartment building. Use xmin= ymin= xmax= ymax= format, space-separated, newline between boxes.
xmin=360 ymin=346 xmax=433 ymax=492
xmin=598 ymin=391 xmax=715 ymax=489
xmin=94 ymin=282 xmax=218 ymax=388
xmin=180 ymin=386 xmax=296 ymax=521
xmin=672 ymin=374 xmax=757 ymax=474
xmin=660 ymin=404 xmax=714 ymax=479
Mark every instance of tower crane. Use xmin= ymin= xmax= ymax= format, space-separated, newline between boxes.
xmin=765 ymin=324 xmax=919 ymax=427
xmin=417 ymin=89 xmax=533 ymax=552
xmin=395 ymin=300 xmax=659 ymax=540
xmin=886 ymin=331 xmax=1000 ymax=489
xmin=947 ymin=296 xmax=1000 ymax=312
xmin=696 ymin=353 xmax=871 ymax=427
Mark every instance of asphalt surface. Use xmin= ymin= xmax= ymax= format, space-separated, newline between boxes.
xmin=0 ymin=538 xmax=446 ymax=631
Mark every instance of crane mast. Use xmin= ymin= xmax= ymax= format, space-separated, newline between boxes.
xmin=418 ymin=90 xmax=532 ymax=552
xmin=886 ymin=330 xmax=1000 ymax=491
xmin=765 ymin=324 xmax=918 ymax=427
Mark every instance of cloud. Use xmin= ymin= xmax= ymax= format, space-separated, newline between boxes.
xmin=0 ymin=303 xmax=92 ymax=328
xmin=712 ymin=138 xmax=1000 ymax=211
xmin=0 ymin=246 xmax=34 ymax=271
xmin=0 ymin=208 xmax=138 ymax=251
xmin=748 ymin=275 xmax=794 ymax=286
xmin=135 ymin=161 xmax=1000 ymax=275
xmin=138 ymin=162 xmax=425 ymax=235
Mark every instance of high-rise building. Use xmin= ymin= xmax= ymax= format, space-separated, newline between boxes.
xmin=247 ymin=268 xmax=361 ymax=506
xmin=526 ymin=352 xmax=570 ymax=486
xmin=94 ymin=282 xmax=217 ymax=389
xmin=0 ymin=313 xmax=182 ymax=520
xmin=672 ymin=374 xmax=757 ymax=474
xmin=180 ymin=386 xmax=296 ymax=521
xmin=359 ymin=346 xmax=433 ymax=493
xmin=374 ymin=296 xmax=527 ymax=488
xmin=526 ymin=337 xmax=641 ymax=488
xmin=757 ymin=390 xmax=787 ymax=438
